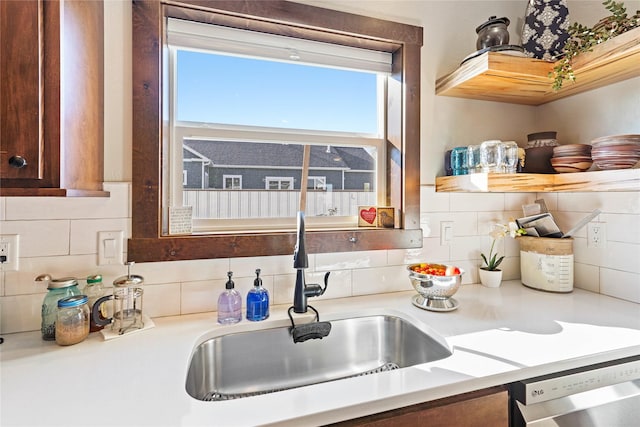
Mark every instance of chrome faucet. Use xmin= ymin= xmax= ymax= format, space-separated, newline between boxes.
xmin=292 ymin=211 xmax=329 ymax=314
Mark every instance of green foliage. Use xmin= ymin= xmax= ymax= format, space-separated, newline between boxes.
xmin=550 ymin=0 xmax=640 ymax=91
xmin=481 ymin=239 xmax=504 ymax=271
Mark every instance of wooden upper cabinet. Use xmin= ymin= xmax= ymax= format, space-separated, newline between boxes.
xmin=0 ymin=0 xmax=107 ymax=197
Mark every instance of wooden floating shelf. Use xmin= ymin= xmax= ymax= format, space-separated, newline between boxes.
xmin=435 ymin=169 xmax=640 ymax=192
xmin=435 ymin=27 xmax=640 ymax=105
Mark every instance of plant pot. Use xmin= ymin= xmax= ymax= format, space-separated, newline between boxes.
xmin=479 ymin=268 xmax=503 ymax=288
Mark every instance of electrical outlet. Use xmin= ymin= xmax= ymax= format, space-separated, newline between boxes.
xmin=0 ymin=234 xmax=19 ymax=271
xmin=440 ymin=221 xmax=453 ymax=246
xmin=587 ymin=222 xmax=606 ymax=249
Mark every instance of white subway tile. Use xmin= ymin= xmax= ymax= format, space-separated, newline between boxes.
xmin=0 ymin=197 xmax=5 ymax=221
xmin=557 ymin=192 xmax=640 ymax=214
xmin=144 ymin=282 xmax=181 ymax=317
xmin=388 ymin=237 xmax=449 ymax=266
xmin=4 ymin=182 xmax=130 ymax=221
xmin=536 ymin=193 xmax=558 ymax=211
xmin=505 ymin=193 xmax=538 ymax=211
xmin=181 ymin=279 xmax=222 ymax=314
xmin=574 ymin=263 xmax=600 ymax=293
xmin=450 ymin=193 xmax=504 ymax=212
xmin=451 ymin=235 xmax=483 ymax=262
xmin=273 ymin=270 xmax=350 ymax=306
xmin=604 ymin=241 xmax=640 ymax=274
xmin=4 ymin=270 xmax=49 ymax=296
xmin=501 ymin=257 xmax=520 ymax=281
xmin=603 ymin=213 xmax=640 ymax=244
xmin=600 ymin=268 xmax=640 ymax=303
xmin=273 ymin=274 xmax=295 ymax=305
xmin=420 ymin=237 xmax=451 ymax=262
xmin=420 ymin=212 xmax=477 ymax=237
xmin=0 ymin=293 xmax=43 ymax=334
xmin=134 ymin=258 xmax=229 ymax=285
xmin=420 ymin=186 xmax=449 ymax=212
xmin=0 ymin=220 xmax=70 ymax=257
xmin=315 ymin=250 xmax=387 ymax=271
xmin=352 ymin=266 xmax=410 ymax=295
xmin=7 ymin=255 xmax=101 ymax=296
xmin=230 ymin=254 xmax=297 ymax=277
xmin=70 ymin=218 xmax=130 ymax=255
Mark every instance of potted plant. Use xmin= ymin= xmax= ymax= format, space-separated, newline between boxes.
xmin=480 ymin=221 xmax=526 ymax=287
xmin=551 ymin=0 xmax=640 ymax=90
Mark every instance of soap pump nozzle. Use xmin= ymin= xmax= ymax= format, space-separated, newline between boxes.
xmin=253 ymin=268 xmax=262 ymax=287
xmin=225 ymin=271 xmax=235 ymax=290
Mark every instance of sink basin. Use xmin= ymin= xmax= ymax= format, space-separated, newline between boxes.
xmin=186 ymin=314 xmax=451 ymax=401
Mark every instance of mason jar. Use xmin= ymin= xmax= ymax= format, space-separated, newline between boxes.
xmin=41 ymin=278 xmax=81 ymax=341
xmin=480 ymin=140 xmax=505 ymax=173
xmin=55 ymin=295 xmax=90 ymax=346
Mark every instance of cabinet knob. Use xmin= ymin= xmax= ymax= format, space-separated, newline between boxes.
xmin=8 ymin=156 xmax=27 ymax=169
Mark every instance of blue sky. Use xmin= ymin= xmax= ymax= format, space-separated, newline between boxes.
xmin=176 ymin=50 xmax=378 ymax=134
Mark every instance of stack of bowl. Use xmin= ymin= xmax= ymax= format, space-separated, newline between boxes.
xmin=550 ymin=144 xmax=593 ymax=173
xmin=591 ymin=134 xmax=640 ymax=170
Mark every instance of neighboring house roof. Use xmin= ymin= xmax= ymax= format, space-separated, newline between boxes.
xmin=183 ymin=140 xmax=375 ymax=171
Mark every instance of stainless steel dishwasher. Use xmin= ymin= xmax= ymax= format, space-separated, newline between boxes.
xmin=510 ymin=355 xmax=640 ymax=426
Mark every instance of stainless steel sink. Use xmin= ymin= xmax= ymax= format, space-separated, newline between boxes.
xmin=186 ymin=314 xmax=451 ymax=401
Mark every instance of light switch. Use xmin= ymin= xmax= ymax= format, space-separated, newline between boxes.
xmin=440 ymin=222 xmax=453 ymax=246
xmin=98 ymin=231 xmax=124 ymax=265
xmin=104 ymin=238 xmax=117 ymax=258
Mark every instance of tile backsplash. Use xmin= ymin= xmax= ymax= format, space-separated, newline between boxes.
xmin=1 ymin=182 xmax=638 ymax=334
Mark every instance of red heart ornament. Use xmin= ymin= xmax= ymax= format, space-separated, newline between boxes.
xmin=360 ymin=207 xmax=377 ymax=224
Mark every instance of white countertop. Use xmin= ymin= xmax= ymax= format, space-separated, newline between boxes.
xmin=2 ymin=281 xmax=640 ymax=426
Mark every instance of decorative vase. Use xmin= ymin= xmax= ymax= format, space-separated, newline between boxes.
xmin=521 ymin=0 xmax=570 ymax=60
xmin=479 ymin=268 xmax=503 ymax=288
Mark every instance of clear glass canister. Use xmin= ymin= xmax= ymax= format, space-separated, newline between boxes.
xmin=55 ymin=295 xmax=90 ymax=346
xmin=41 ymin=278 xmax=81 ymax=341
xmin=480 ymin=140 xmax=505 ymax=173
xmin=502 ymin=141 xmax=519 ymax=173
xmin=84 ymin=274 xmax=106 ymax=332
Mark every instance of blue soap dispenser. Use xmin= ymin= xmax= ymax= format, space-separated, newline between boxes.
xmin=246 ymin=268 xmax=269 ymax=321
xmin=217 ymin=271 xmax=242 ymax=324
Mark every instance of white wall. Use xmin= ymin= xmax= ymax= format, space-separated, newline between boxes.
xmin=1 ymin=0 xmax=638 ymax=334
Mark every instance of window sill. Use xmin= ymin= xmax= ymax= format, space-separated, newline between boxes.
xmin=128 ymin=228 xmax=423 ymax=263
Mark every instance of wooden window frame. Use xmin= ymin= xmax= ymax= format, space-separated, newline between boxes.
xmin=129 ymin=0 xmax=423 ymax=262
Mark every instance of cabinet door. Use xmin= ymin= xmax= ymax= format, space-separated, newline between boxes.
xmin=332 ymin=386 xmax=509 ymax=427
xmin=0 ymin=0 xmax=44 ymax=180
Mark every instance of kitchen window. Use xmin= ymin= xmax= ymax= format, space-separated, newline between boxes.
xmin=166 ymin=19 xmax=388 ymax=232
xmin=130 ymin=1 xmax=423 ymax=262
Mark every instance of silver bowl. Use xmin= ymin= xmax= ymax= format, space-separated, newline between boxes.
xmin=407 ymin=264 xmax=465 ymax=312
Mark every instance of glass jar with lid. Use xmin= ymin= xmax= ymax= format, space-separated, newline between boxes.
xmin=84 ymin=274 xmax=106 ymax=332
xmin=55 ymin=295 xmax=90 ymax=346
xmin=41 ymin=277 xmax=81 ymax=341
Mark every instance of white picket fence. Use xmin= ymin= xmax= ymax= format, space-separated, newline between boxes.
xmin=183 ymin=190 xmax=376 ymax=218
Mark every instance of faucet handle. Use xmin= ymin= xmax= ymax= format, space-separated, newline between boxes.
xmin=304 ymin=272 xmax=330 ymax=298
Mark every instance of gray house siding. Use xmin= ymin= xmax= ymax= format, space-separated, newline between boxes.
xmin=182 ymin=140 xmax=375 ymax=190
xmin=208 ymin=167 xmax=347 ymax=190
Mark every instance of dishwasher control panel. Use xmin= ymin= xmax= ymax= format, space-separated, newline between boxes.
xmin=513 ymin=356 xmax=640 ymax=405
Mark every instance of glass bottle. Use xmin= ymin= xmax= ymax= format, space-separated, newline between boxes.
xmin=84 ymin=274 xmax=105 ymax=332
xmin=467 ymin=145 xmax=481 ymax=174
xmin=451 ymin=146 xmax=468 ymax=176
xmin=55 ymin=295 xmax=90 ymax=346
xmin=480 ymin=140 xmax=505 ymax=173
xmin=217 ymin=271 xmax=242 ymax=324
xmin=246 ymin=268 xmax=269 ymax=321
xmin=41 ymin=278 xmax=81 ymax=341
xmin=502 ymin=141 xmax=519 ymax=173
